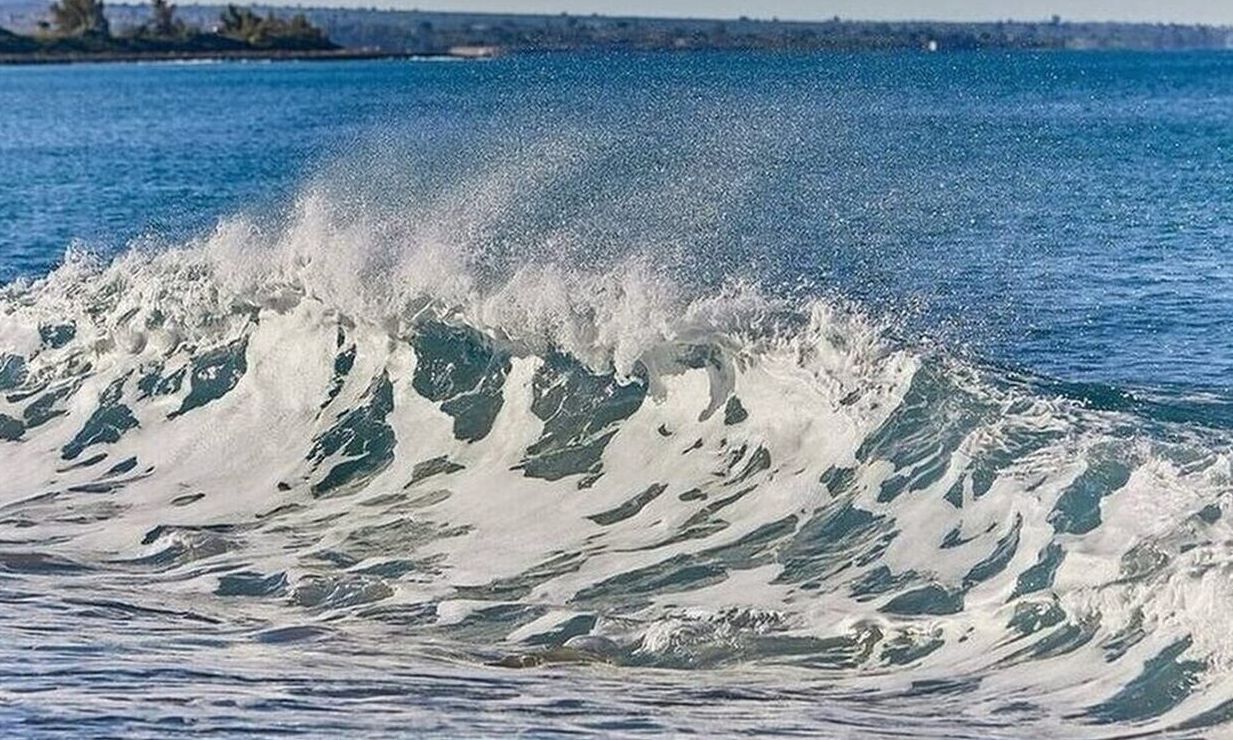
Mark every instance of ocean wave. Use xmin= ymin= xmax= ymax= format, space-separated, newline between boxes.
xmin=2 ymin=187 xmax=1233 ymax=734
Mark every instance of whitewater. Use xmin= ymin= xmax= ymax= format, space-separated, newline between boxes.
xmin=5 ymin=50 xmax=1233 ymax=738
xmin=1 ymin=170 xmax=1231 ymax=736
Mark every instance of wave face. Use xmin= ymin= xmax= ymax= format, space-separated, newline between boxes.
xmin=3 ymin=185 xmax=1233 ymax=736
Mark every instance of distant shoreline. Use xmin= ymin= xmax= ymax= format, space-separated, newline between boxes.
xmin=3 ymin=43 xmax=1232 ymax=67
xmin=4 ymin=3 xmax=1232 ymax=59
xmin=92 ymin=7 xmax=1233 ymax=54
xmin=0 ymin=47 xmax=468 ymax=66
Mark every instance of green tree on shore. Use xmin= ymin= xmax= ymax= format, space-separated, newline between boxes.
xmin=49 ymin=0 xmax=109 ymax=37
xmin=219 ymin=5 xmax=329 ymax=47
xmin=219 ymin=4 xmax=262 ymax=43
xmin=148 ymin=0 xmax=183 ymax=38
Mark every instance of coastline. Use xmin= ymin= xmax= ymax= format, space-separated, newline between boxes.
xmin=0 ymin=47 xmax=464 ymax=65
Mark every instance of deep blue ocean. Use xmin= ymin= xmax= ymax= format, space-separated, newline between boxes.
xmin=2 ymin=52 xmax=1233 ymax=737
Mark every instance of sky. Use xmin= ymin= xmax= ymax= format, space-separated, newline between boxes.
xmin=339 ymin=1 xmax=1233 ymax=25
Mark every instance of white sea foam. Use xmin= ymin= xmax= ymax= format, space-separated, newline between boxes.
xmin=1 ymin=182 xmax=1232 ymax=735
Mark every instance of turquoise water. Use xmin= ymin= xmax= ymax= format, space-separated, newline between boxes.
xmin=3 ymin=52 xmax=1233 ymax=736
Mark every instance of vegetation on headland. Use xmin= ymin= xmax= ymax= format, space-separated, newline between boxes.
xmin=301 ymin=11 xmax=1233 ymax=54
xmin=0 ymin=0 xmax=336 ymax=60
xmin=1 ymin=2 xmax=1232 ymax=61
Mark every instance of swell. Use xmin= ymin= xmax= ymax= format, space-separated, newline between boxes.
xmin=2 ymin=196 xmax=1233 ymax=734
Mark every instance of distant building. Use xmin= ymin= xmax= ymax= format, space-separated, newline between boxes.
xmin=448 ymin=45 xmax=498 ymax=58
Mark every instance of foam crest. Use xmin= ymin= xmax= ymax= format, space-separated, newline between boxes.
xmin=3 ymin=166 xmax=1233 ymax=736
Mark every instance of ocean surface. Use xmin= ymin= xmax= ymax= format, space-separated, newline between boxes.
xmin=2 ymin=51 xmax=1233 ymax=737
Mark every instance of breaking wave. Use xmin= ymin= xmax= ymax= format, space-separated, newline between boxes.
xmin=4 ymin=177 xmax=1233 ymax=736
